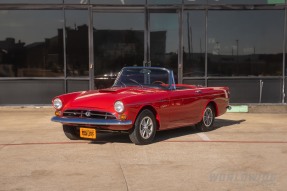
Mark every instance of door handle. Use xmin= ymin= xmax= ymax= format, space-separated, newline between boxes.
xmin=195 ymin=90 xmax=202 ymax=93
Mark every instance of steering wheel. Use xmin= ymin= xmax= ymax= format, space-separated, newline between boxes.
xmin=152 ymin=81 xmax=165 ymax=85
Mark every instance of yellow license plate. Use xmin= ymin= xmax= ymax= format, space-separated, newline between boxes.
xmin=80 ymin=128 xmax=96 ymax=139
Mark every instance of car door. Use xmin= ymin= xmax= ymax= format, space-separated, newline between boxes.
xmin=166 ymin=88 xmax=202 ymax=129
xmin=180 ymin=88 xmax=203 ymax=124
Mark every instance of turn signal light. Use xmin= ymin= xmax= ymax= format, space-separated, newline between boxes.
xmin=55 ymin=111 xmax=62 ymax=116
xmin=119 ymin=114 xmax=127 ymax=121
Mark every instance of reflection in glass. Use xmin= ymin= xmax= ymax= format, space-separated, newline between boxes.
xmin=65 ymin=10 xmax=89 ymax=77
xmin=150 ymin=13 xmax=178 ymax=81
xmin=90 ymin=0 xmax=144 ymax=4
xmin=148 ymin=0 xmax=182 ymax=4
xmin=184 ymin=0 xmax=285 ymax=4
xmin=93 ymin=12 xmax=144 ymax=89
xmin=0 ymin=10 xmax=64 ymax=77
xmin=183 ymin=11 xmax=205 ymax=77
xmin=64 ymin=0 xmax=89 ymax=4
xmin=207 ymin=0 xmax=285 ymax=4
xmin=0 ymin=0 xmax=62 ymax=3
xmin=207 ymin=10 xmax=284 ymax=76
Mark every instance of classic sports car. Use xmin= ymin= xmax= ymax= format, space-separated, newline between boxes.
xmin=51 ymin=67 xmax=230 ymax=145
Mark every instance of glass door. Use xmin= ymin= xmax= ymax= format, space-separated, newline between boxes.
xmin=93 ymin=11 xmax=145 ymax=89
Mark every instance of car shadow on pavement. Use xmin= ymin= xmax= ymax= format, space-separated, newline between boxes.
xmin=154 ymin=118 xmax=246 ymax=143
xmin=90 ymin=118 xmax=246 ymax=144
xmin=90 ymin=132 xmax=131 ymax=144
xmin=214 ymin=119 xmax=246 ymax=129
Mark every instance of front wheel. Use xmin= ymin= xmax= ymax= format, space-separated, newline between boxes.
xmin=129 ymin=109 xmax=157 ymax=145
xmin=63 ymin=125 xmax=79 ymax=140
xmin=196 ymin=104 xmax=215 ymax=132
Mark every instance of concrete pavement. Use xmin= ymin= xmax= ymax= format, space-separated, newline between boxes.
xmin=0 ymin=107 xmax=286 ymax=191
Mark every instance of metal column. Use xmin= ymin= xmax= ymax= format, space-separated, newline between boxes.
xmin=88 ymin=5 xmax=94 ymax=90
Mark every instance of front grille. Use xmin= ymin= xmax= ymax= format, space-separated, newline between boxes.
xmin=63 ymin=110 xmax=116 ymax=120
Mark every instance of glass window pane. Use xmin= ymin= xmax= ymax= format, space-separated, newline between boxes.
xmin=65 ymin=10 xmax=89 ymax=77
xmin=0 ymin=10 xmax=64 ymax=77
xmin=207 ymin=10 xmax=284 ymax=77
xmin=0 ymin=0 xmax=62 ymax=3
xmin=185 ymin=0 xmax=285 ymax=4
xmin=208 ymin=0 xmax=285 ymax=4
xmin=148 ymin=0 xmax=182 ymax=4
xmin=64 ymin=0 xmax=90 ymax=4
xmin=93 ymin=12 xmax=144 ymax=89
xmin=183 ymin=11 xmax=205 ymax=77
xmin=150 ymin=13 xmax=179 ymax=81
xmin=90 ymin=0 xmax=145 ymax=5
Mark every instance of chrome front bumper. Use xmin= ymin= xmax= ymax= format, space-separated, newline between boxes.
xmin=51 ymin=116 xmax=133 ymax=126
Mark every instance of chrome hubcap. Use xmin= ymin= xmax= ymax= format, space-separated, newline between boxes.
xmin=203 ymin=108 xmax=213 ymax=127
xmin=140 ymin=116 xmax=153 ymax=139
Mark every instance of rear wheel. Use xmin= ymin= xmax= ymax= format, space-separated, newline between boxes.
xmin=196 ymin=104 xmax=215 ymax=132
xmin=63 ymin=125 xmax=79 ymax=140
xmin=129 ymin=109 xmax=157 ymax=145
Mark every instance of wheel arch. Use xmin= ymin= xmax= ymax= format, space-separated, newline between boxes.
xmin=204 ymin=101 xmax=218 ymax=117
xmin=136 ymin=105 xmax=160 ymax=130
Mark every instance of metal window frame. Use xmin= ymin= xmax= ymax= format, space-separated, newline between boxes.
xmin=283 ymin=5 xmax=287 ymax=103
xmin=0 ymin=4 xmax=91 ymax=94
xmin=182 ymin=4 xmax=287 ymax=103
xmin=91 ymin=7 xmax=146 ymax=90
xmin=178 ymin=1 xmax=184 ymax=83
xmin=0 ymin=2 xmax=286 ymax=103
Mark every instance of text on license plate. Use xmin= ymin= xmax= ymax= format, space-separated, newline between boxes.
xmin=80 ymin=128 xmax=96 ymax=139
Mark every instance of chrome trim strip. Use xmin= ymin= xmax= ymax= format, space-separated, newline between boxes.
xmin=51 ymin=116 xmax=132 ymax=126
xmin=63 ymin=110 xmax=116 ymax=118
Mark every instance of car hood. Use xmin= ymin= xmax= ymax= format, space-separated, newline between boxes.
xmin=65 ymin=87 xmax=163 ymax=110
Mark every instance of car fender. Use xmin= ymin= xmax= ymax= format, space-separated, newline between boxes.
xmin=128 ymin=104 xmax=160 ymax=131
xmin=200 ymin=99 xmax=218 ymax=119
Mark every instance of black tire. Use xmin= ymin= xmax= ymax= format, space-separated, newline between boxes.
xmin=63 ymin=125 xmax=79 ymax=140
xmin=129 ymin=109 xmax=157 ymax=145
xmin=196 ymin=104 xmax=215 ymax=132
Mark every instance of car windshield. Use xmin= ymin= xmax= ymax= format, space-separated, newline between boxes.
xmin=113 ymin=67 xmax=171 ymax=89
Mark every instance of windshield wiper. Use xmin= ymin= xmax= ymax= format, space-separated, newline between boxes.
xmin=119 ymin=80 xmax=126 ymax=87
xmin=129 ymin=79 xmax=143 ymax=88
xmin=113 ymin=80 xmax=126 ymax=87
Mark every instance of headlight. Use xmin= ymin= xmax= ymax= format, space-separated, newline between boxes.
xmin=114 ymin=101 xmax=124 ymax=113
xmin=53 ymin=98 xmax=62 ymax=110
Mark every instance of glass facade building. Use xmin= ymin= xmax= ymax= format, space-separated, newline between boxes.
xmin=0 ymin=0 xmax=286 ymax=104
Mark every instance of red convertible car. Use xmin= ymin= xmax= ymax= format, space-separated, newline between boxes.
xmin=51 ymin=67 xmax=230 ymax=145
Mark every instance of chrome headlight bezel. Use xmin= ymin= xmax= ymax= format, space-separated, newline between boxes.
xmin=114 ymin=101 xmax=124 ymax=113
xmin=53 ymin=98 xmax=62 ymax=110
